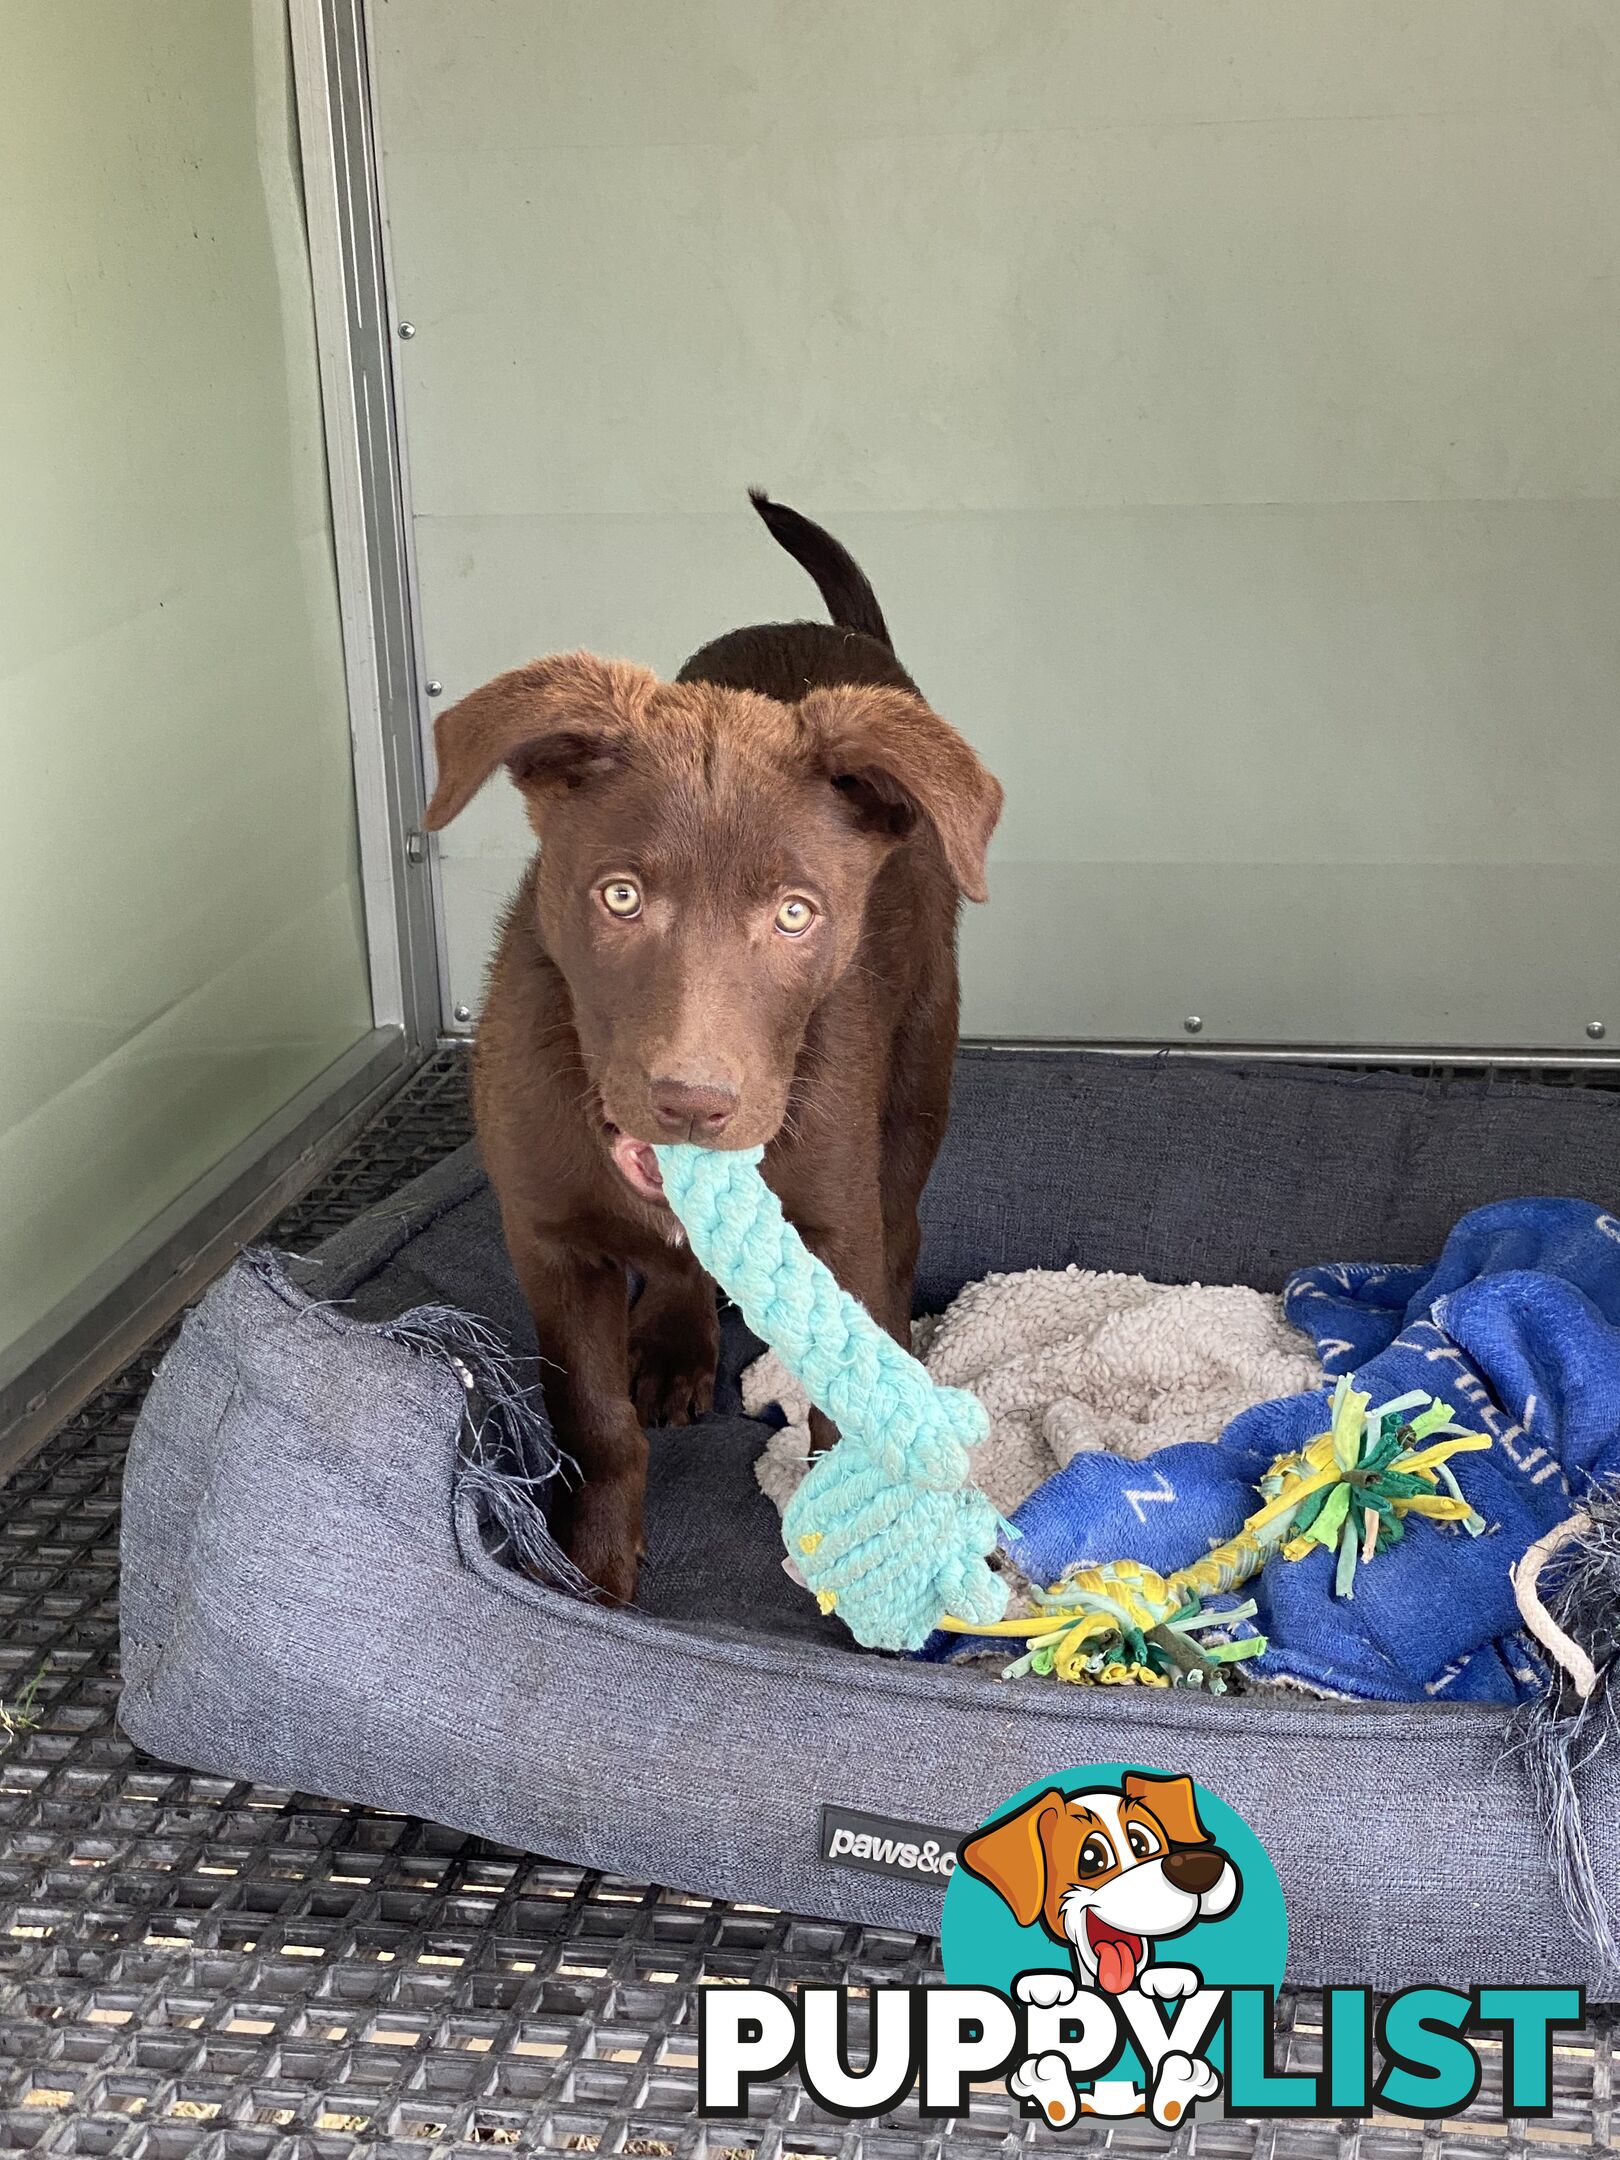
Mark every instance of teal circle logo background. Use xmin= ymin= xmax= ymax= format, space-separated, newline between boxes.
xmin=941 ymin=1763 xmax=1288 ymax=1992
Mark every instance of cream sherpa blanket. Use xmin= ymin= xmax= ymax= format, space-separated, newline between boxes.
xmin=747 ymin=1264 xmax=1323 ymax=1520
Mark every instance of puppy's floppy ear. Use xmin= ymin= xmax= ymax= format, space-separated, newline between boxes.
xmin=959 ymin=1788 xmax=1063 ymax=1928
xmin=799 ymin=685 xmax=1003 ymax=902
xmin=1123 ymin=1772 xmax=1211 ymax=1848
xmin=422 ymin=653 xmax=659 ymax=829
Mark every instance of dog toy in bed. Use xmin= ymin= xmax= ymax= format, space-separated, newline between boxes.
xmin=936 ymin=1378 xmax=1491 ymax=1687
xmin=654 ymin=1142 xmax=1009 ymax=1652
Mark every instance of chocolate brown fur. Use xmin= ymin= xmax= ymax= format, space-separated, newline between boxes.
xmin=424 ymin=495 xmax=1002 ymax=1600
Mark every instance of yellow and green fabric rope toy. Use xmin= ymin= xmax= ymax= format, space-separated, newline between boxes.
xmin=935 ymin=1377 xmax=1491 ymax=1687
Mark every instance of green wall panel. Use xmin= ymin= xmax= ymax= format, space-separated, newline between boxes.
xmin=0 ymin=0 xmax=373 ymax=1358
xmin=374 ymin=0 xmax=1620 ymax=1051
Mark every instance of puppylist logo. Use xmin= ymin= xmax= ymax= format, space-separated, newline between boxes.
xmin=944 ymin=1764 xmax=1281 ymax=2128
xmin=700 ymin=1765 xmax=1583 ymax=2128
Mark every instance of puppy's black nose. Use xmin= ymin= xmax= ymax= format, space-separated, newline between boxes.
xmin=649 ymin=1076 xmax=738 ymax=1138
xmin=1163 ymin=1847 xmax=1226 ymax=1895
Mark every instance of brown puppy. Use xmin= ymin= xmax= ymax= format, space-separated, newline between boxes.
xmin=423 ymin=494 xmax=1002 ymax=1600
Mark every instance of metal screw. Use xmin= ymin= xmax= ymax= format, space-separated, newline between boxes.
xmin=1183 ymin=1015 xmax=1204 ymax=1035
xmin=1588 ymin=1020 xmax=1607 ymax=1041
xmin=426 ymin=679 xmax=443 ymax=697
xmin=453 ymin=1004 xmax=472 ymax=1025
xmin=404 ymin=829 xmax=427 ymax=865
xmin=397 ymin=321 xmax=416 ymax=339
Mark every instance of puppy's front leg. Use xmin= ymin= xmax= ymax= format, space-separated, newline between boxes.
xmin=629 ymin=1246 xmax=719 ymax=1428
xmin=511 ymin=1232 xmax=645 ymax=1603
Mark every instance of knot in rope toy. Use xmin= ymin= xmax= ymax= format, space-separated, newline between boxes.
xmin=654 ymin=1143 xmax=1008 ymax=1651
xmin=936 ymin=1377 xmax=1491 ymax=1687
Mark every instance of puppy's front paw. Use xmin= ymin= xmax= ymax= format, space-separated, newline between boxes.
xmin=552 ymin=1477 xmax=645 ymax=1604
xmin=629 ymin=1336 xmax=716 ymax=1428
xmin=628 ymin=1290 xmax=718 ymax=1429
xmin=1015 ymin=1969 xmax=1078 ymax=2010
xmin=1150 ymin=2051 xmax=1220 ymax=2129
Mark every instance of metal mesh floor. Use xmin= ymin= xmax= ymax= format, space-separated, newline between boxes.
xmin=0 ymin=1049 xmax=1613 ymax=2158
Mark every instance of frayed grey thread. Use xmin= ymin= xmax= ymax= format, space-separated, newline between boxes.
xmin=372 ymin=1301 xmax=594 ymax=1601
xmin=1510 ymin=1479 xmax=1620 ymax=1975
xmin=240 ymin=1250 xmax=593 ymax=1600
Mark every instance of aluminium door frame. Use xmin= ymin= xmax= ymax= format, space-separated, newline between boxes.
xmin=289 ymin=0 xmax=446 ymax=1045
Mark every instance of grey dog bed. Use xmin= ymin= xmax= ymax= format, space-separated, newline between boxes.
xmin=119 ymin=1050 xmax=1620 ymax=1991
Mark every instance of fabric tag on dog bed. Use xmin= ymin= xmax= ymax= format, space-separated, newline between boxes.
xmin=819 ymin=1803 xmax=964 ymax=1884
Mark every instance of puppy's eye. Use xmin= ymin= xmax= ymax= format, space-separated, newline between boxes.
xmin=1077 ymin=1834 xmax=1116 ymax=1878
xmin=775 ymin=895 xmax=816 ymax=936
xmin=599 ymin=879 xmax=642 ymax=919
xmin=1126 ymin=1823 xmax=1161 ymax=1860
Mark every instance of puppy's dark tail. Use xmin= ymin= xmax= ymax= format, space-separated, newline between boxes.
xmin=749 ymin=488 xmax=893 ymax=651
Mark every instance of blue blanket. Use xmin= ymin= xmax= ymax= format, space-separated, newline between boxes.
xmin=982 ymin=1199 xmax=1620 ymax=1702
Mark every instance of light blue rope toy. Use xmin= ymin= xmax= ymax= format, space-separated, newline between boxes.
xmin=654 ymin=1143 xmax=1010 ymax=1653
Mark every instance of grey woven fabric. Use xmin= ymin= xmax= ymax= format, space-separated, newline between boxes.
xmin=920 ymin=1051 xmax=1620 ymax=1306
xmin=119 ymin=1051 xmax=1620 ymax=1990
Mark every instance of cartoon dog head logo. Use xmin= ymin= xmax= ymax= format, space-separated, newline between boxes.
xmin=959 ymin=1770 xmax=1241 ymax=1995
